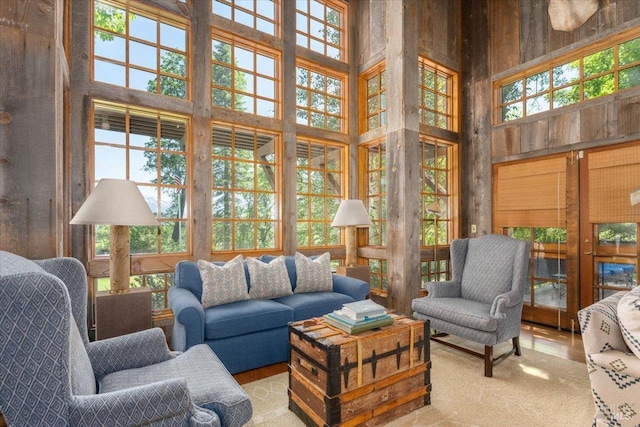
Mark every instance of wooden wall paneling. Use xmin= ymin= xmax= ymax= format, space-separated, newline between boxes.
xmin=579 ymin=102 xmax=610 ymax=142
xmin=617 ymin=93 xmax=640 ymax=136
xmin=520 ymin=119 xmax=549 ymax=153
xmin=549 ymin=110 xmax=581 ymax=148
xmin=518 ymin=0 xmax=546 ymax=64
xmin=419 ymin=0 xmax=460 ymax=71
xmin=191 ymin=0 xmax=212 ymax=261
xmin=0 ymin=3 xmax=61 ymax=259
xmin=617 ymin=0 xmax=640 ymax=23
xmin=491 ymin=125 xmax=521 ymax=158
xmin=489 ymin=0 xmax=520 ymax=75
xmin=384 ymin=0 xmax=421 ymax=316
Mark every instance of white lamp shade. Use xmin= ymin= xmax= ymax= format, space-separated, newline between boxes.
xmin=331 ymin=199 xmax=373 ymax=228
xmin=70 ymin=179 xmax=159 ymax=226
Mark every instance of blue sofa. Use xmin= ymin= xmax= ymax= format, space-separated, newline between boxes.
xmin=169 ymin=255 xmax=370 ymax=374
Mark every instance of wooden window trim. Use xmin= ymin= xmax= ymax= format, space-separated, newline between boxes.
xmin=358 ymin=61 xmax=386 ymax=134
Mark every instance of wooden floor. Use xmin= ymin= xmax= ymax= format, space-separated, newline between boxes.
xmin=233 ymin=321 xmax=585 ymax=385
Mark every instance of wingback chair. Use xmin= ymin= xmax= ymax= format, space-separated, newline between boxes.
xmin=578 ymin=291 xmax=640 ymax=426
xmin=412 ymin=234 xmax=530 ymax=377
xmin=0 ymin=251 xmax=252 ymax=427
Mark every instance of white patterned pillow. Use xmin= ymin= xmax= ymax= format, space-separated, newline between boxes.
xmin=247 ymin=256 xmax=293 ymax=299
xmin=618 ymin=286 xmax=640 ymax=358
xmin=294 ymin=252 xmax=333 ymax=293
xmin=198 ymin=255 xmax=249 ymax=309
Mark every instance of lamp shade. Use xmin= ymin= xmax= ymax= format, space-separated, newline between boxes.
xmin=70 ymin=179 xmax=159 ymax=226
xmin=331 ymin=199 xmax=373 ymax=228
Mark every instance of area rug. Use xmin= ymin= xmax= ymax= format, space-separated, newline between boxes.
xmin=241 ymin=340 xmax=594 ymax=426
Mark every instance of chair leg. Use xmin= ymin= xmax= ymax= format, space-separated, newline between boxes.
xmin=484 ymin=345 xmax=493 ymax=377
xmin=513 ymin=337 xmax=521 ymax=356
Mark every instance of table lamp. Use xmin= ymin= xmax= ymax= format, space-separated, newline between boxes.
xmin=331 ymin=199 xmax=373 ymax=267
xmin=70 ymin=178 xmax=159 ymax=294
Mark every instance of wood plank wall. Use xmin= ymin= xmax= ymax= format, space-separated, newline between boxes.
xmin=463 ymin=0 xmax=640 ymax=235
xmin=0 ymin=0 xmax=65 ymax=259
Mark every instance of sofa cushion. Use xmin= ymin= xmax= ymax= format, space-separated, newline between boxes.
xmin=275 ymin=291 xmax=355 ymax=321
xmin=247 ymin=256 xmax=293 ymax=299
xmin=198 ymin=255 xmax=249 ymax=308
xmin=260 ymin=254 xmax=297 ymax=290
xmin=294 ymin=252 xmax=332 ymax=293
xmin=204 ymin=299 xmax=293 ymax=340
xmin=618 ymin=286 xmax=640 ymax=358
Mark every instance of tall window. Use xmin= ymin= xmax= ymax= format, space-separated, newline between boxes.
xmin=211 ymin=123 xmax=280 ymax=251
xmin=498 ymin=29 xmax=640 ymax=122
xmin=363 ymin=141 xmax=387 ymax=292
xmin=296 ymin=62 xmax=345 ymax=132
xmin=211 ymin=34 xmax=279 ymax=118
xmin=296 ymin=139 xmax=345 ymax=247
xmin=420 ymin=138 xmax=454 ymax=284
xmin=213 ymin=0 xmax=278 ymax=36
xmin=295 ymin=0 xmax=346 ymax=60
xmin=93 ymin=0 xmax=189 ymax=99
xmin=361 ymin=65 xmax=387 ymax=132
xmin=418 ymin=58 xmax=456 ymax=131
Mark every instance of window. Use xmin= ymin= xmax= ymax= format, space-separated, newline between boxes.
xmin=296 ymin=139 xmax=345 ymax=247
xmin=361 ymin=65 xmax=387 ymax=132
xmin=363 ymin=141 xmax=387 ymax=292
xmin=295 ymin=62 xmax=345 ymax=132
xmin=295 ymin=0 xmax=346 ymax=60
xmin=211 ymin=34 xmax=279 ymax=118
xmin=498 ymin=29 xmax=640 ymax=122
xmin=211 ymin=123 xmax=280 ymax=251
xmin=93 ymin=0 xmax=189 ymax=99
xmin=420 ymin=138 xmax=453 ymax=284
xmin=419 ymin=58 xmax=456 ymax=131
xmin=93 ymin=101 xmax=189 ymax=257
xmin=213 ymin=0 xmax=278 ymax=36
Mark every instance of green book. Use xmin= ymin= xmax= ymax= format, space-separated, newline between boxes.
xmin=323 ymin=312 xmax=394 ymax=334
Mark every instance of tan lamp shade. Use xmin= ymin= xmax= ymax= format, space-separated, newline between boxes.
xmin=71 ymin=179 xmax=159 ymax=293
xmin=332 ymin=200 xmax=372 ymax=267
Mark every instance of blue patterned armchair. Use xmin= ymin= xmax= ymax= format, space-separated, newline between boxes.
xmin=412 ymin=234 xmax=530 ymax=377
xmin=0 ymin=251 xmax=252 ymax=427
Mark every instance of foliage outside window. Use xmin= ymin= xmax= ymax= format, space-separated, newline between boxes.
xmin=499 ymin=32 xmax=640 ymax=122
xmin=212 ymin=34 xmax=279 ymax=118
xmin=213 ymin=0 xmax=278 ymax=36
xmin=295 ymin=0 xmax=345 ymax=60
xmin=420 ymin=138 xmax=453 ymax=284
xmin=211 ymin=123 xmax=280 ymax=252
xmin=365 ymin=142 xmax=386 ymax=247
xmin=296 ymin=139 xmax=345 ymax=247
xmin=93 ymin=0 xmax=189 ymax=99
xmin=296 ymin=62 xmax=345 ymax=132
xmin=93 ymin=101 xmax=189 ymax=259
xmin=419 ymin=58 xmax=456 ymax=131
xmin=361 ymin=66 xmax=387 ymax=132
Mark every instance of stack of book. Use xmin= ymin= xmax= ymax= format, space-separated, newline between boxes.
xmin=323 ymin=299 xmax=393 ymax=334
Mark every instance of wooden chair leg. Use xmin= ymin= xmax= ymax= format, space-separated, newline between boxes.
xmin=484 ymin=345 xmax=493 ymax=377
xmin=513 ymin=337 xmax=521 ymax=356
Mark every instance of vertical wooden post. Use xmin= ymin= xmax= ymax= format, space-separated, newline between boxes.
xmin=384 ymin=0 xmax=421 ymax=315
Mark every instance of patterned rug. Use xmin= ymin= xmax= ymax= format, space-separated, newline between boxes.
xmin=242 ymin=340 xmax=594 ymax=426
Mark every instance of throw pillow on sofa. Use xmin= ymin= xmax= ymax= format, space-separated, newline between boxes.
xmin=198 ymin=255 xmax=249 ymax=308
xmin=618 ymin=286 xmax=640 ymax=358
xmin=294 ymin=252 xmax=332 ymax=293
xmin=247 ymin=256 xmax=293 ymax=299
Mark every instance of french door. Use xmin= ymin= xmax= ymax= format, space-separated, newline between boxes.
xmin=493 ymin=142 xmax=640 ymax=330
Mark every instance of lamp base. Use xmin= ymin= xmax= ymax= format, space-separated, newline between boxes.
xmin=95 ymin=286 xmax=152 ymax=340
xmin=336 ymin=265 xmax=371 ymax=284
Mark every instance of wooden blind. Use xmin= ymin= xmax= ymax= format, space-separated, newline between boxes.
xmin=589 ymin=145 xmax=640 ymax=223
xmin=494 ymin=157 xmax=567 ymax=228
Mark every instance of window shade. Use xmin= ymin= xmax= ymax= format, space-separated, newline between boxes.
xmin=588 ymin=145 xmax=640 ymax=223
xmin=495 ymin=157 xmax=567 ymax=228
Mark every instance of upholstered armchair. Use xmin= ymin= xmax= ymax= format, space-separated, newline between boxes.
xmin=0 ymin=251 xmax=252 ymax=427
xmin=412 ymin=234 xmax=530 ymax=377
xmin=578 ymin=291 xmax=640 ymax=426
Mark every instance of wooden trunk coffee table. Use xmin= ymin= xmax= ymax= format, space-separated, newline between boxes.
xmin=288 ymin=314 xmax=431 ymax=427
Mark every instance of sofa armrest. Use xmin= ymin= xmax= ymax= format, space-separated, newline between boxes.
xmin=69 ymin=379 xmax=220 ymax=427
xmin=332 ymin=274 xmax=370 ymax=300
xmin=425 ymin=280 xmax=461 ymax=298
xmin=169 ymin=286 xmax=205 ymax=351
xmin=589 ymin=349 xmax=640 ymax=378
xmin=87 ymin=328 xmax=173 ymax=378
xmin=578 ymin=291 xmax=628 ymax=355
